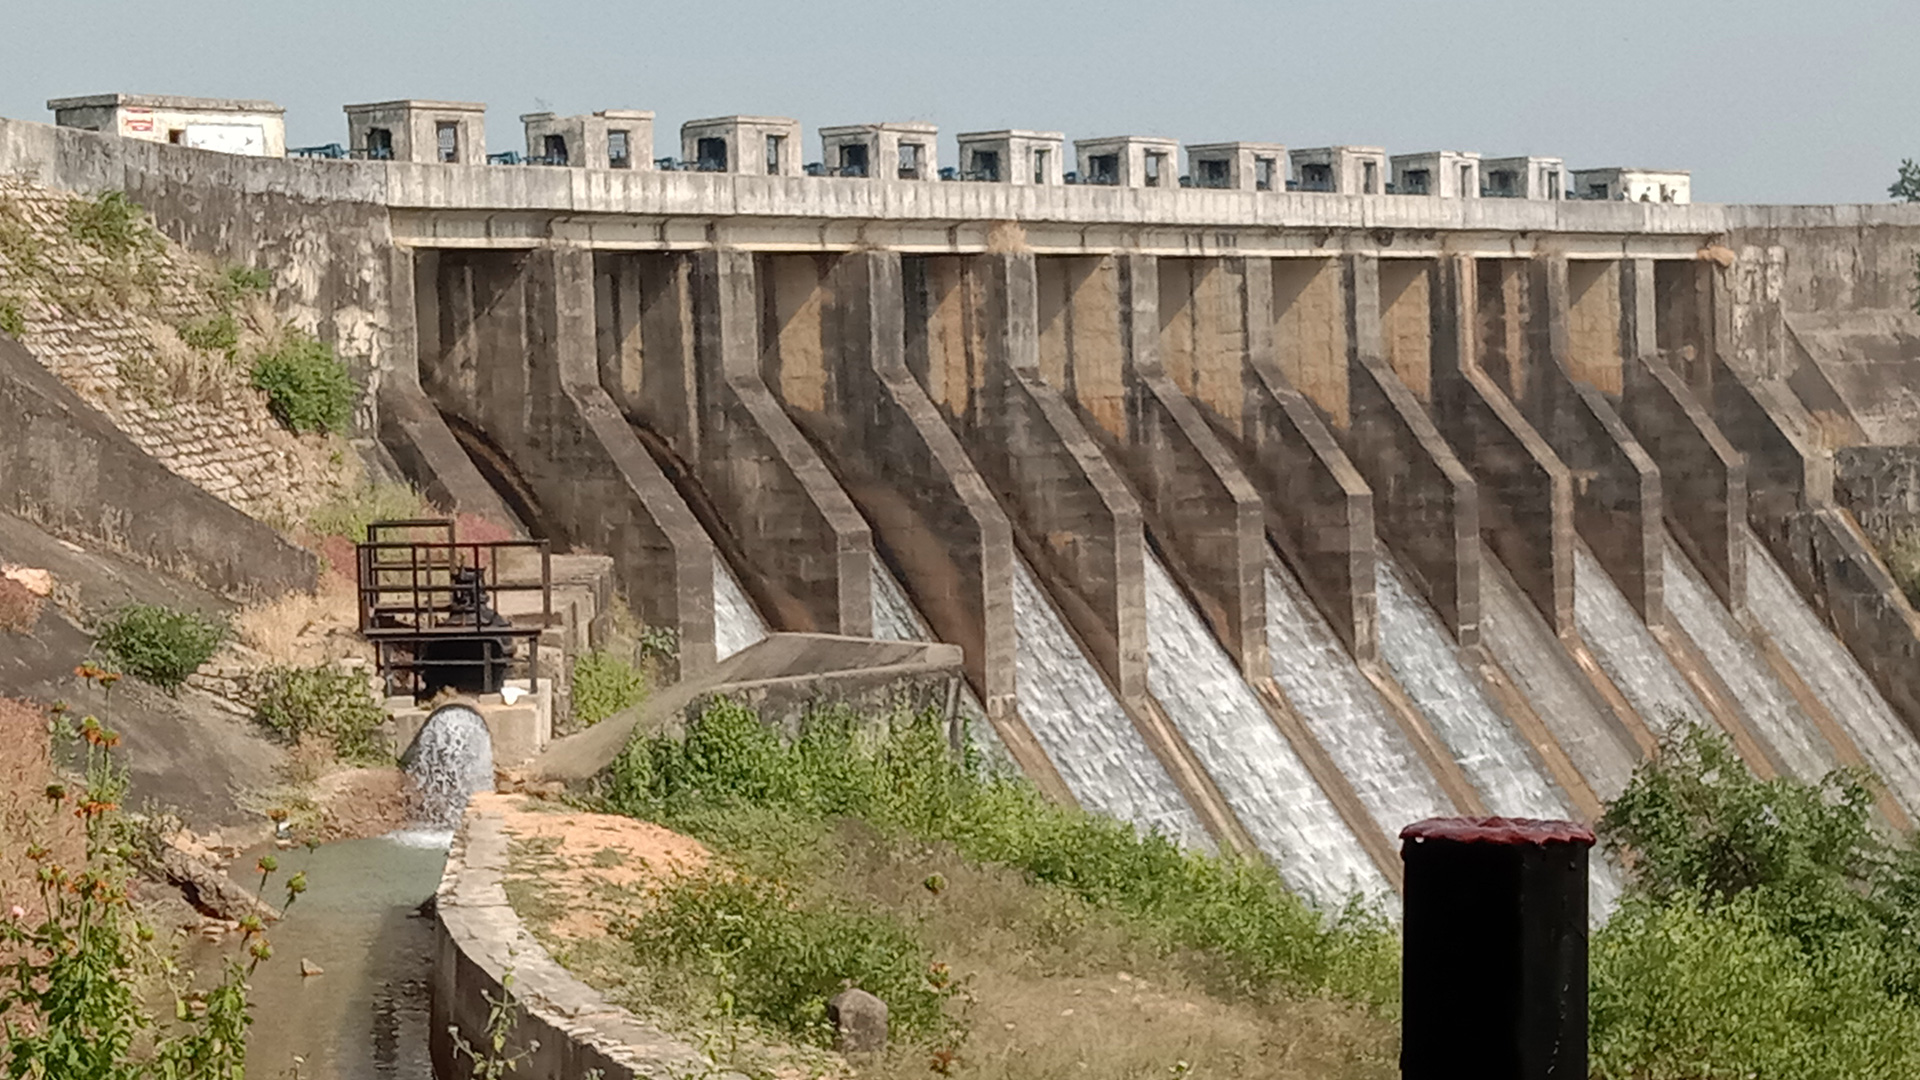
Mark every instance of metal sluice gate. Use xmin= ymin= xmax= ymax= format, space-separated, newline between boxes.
xmin=354 ymin=519 xmax=552 ymax=699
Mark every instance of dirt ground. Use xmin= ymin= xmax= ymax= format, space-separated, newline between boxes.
xmin=0 ymin=697 xmax=86 ymax=926
xmin=483 ymin=792 xmax=710 ymax=939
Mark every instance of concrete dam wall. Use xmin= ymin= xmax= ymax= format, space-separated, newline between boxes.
xmin=11 ymin=114 xmax=1920 ymax=911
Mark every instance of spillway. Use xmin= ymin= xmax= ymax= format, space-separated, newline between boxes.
xmin=1263 ymin=549 xmax=1452 ymax=840
xmin=1745 ymin=531 xmax=1920 ymax=820
xmin=1661 ymin=534 xmax=1835 ymax=783
xmin=1011 ymin=558 xmax=1213 ymax=849
xmin=1574 ymin=545 xmax=1710 ymax=738
xmin=1376 ymin=553 xmax=1620 ymax=914
xmin=1144 ymin=550 xmax=1388 ymax=904
xmin=871 ymin=559 xmax=932 ymax=642
xmin=1476 ymin=552 xmax=1640 ymax=802
xmin=713 ymin=554 xmax=770 ymax=660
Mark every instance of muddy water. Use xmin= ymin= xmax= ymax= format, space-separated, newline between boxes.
xmin=189 ymin=836 xmax=446 ymax=1080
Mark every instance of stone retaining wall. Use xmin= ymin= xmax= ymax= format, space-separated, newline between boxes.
xmin=433 ymin=802 xmax=725 ymax=1080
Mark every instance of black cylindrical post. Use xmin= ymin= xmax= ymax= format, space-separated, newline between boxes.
xmin=1400 ymin=816 xmax=1593 ymax=1080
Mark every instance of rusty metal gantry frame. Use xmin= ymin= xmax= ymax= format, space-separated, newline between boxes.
xmin=354 ymin=519 xmax=553 ymax=698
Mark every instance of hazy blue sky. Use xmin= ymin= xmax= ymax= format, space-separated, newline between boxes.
xmin=2 ymin=0 xmax=1915 ymax=204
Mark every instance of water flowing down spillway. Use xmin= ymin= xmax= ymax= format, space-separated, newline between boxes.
xmin=1745 ymin=531 xmax=1920 ymax=820
xmin=1263 ymin=550 xmax=1452 ymax=840
xmin=871 ymin=559 xmax=933 ymax=642
xmin=1012 ymin=559 xmax=1213 ymax=850
xmin=714 ymin=554 xmax=770 ymax=660
xmin=1375 ymin=554 xmax=1620 ymax=915
xmin=875 ymin=558 xmax=1010 ymax=767
xmin=1573 ymin=545 xmax=1712 ymax=737
xmin=1661 ymin=535 xmax=1835 ymax=783
xmin=402 ymin=704 xmax=496 ymax=830
xmin=1144 ymin=551 xmax=1389 ymax=904
xmin=1476 ymin=553 xmax=1640 ymax=803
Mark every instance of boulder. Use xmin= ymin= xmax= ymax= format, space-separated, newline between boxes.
xmin=828 ymin=987 xmax=888 ymax=1054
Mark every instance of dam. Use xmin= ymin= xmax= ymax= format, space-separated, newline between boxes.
xmin=8 ymin=96 xmax=1920 ymax=916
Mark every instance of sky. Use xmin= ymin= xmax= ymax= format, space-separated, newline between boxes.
xmin=2 ymin=0 xmax=1916 ymax=205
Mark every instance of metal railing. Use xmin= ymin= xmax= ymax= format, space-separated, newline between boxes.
xmin=355 ymin=519 xmax=552 ymax=699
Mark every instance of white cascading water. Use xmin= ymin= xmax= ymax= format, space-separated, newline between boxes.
xmin=1476 ymin=552 xmax=1640 ymax=803
xmin=1661 ymin=534 xmax=1834 ymax=783
xmin=1573 ymin=545 xmax=1711 ymax=737
xmin=1744 ymin=529 xmax=1920 ymax=820
xmin=1263 ymin=550 xmax=1452 ymax=840
xmin=1144 ymin=550 xmax=1389 ymax=905
xmin=1376 ymin=553 xmax=1621 ymax=916
xmin=1013 ymin=558 xmax=1213 ymax=849
xmin=713 ymin=553 xmax=770 ymax=660
xmin=402 ymin=704 xmax=496 ymax=831
xmin=873 ymin=559 xmax=1011 ymax=768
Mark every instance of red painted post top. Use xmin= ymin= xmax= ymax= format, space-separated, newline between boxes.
xmin=1400 ymin=816 xmax=1595 ymax=847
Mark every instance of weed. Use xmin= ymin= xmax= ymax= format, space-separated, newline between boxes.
xmin=629 ymin=871 xmax=957 ymax=1047
xmin=0 ymin=577 xmax=41 ymax=632
xmin=0 ymin=296 xmax=24 ymax=337
xmin=638 ymin=624 xmax=680 ymax=666
xmin=253 ymin=663 xmax=390 ymax=763
xmin=0 ymin=678 xmax=301 ymax=1080
xmin=251 ymin=330 xmax=357 ymax=435
xmin=215 ymin=265 xmax=272 ymax=307
xmin=305 ymin=482 xmax=433 ymax=542
xmin=66 ymin=191 xmax=155 ymax=260
xmin=1880 ymin=528 xmax=1920 ymax=608
xmin=95 ymin=603 xmax=226 ymax=691
xmin=606 ymin=699 xmax=1399 ymax=1009
xmin=178 ymin=309 xmax=240 ymax=356
xmin=572 ymin=649 xmax=647 ymax=726
xmin=0 ymin=207 xmax=46 ymax=277
xmin=449 ymin=970 xmax=540 ymax=1080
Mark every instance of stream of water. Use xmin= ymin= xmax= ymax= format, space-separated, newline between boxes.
xmin=1262 ymin=549 xmax=1452 ymax=841
xmin=1744 ymin=530 xmax=1920 ymax=820
xmin=713 ymin=553 xmax=769 ymax=661
xmin=1573 ymin=545 xmax=1710 ymax=738
xmin=1375 ymin=553 xmax=1620 ymax=915
xmin=1476 ymin=552 xmax=1639 ymax=803
xmin=1011 ymin=557 xmax=1213 ymax=849
xmin=1144 ymin=550 xmax=1389 ymax=905
xmin=1660 ymin=533 xmax=1834 ymax=783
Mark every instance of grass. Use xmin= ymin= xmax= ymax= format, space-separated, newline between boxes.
xmin=305 ymin=482 xmax=433 ymax=542
xmin=571 ymin=648 xmax=648 ymax=727
xmin=94 ymin=603 xmax=226 ymax=691
xmin=1880 ymin=528 xmax=1920 ymax=609
xmin=252 ymin=662 xmax=390 ymax=764
xmin=560 ymin=698 xmax=1399 ymax=1078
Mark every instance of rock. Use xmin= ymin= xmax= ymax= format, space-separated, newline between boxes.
xmin=827 ymin=987 xmax=888 ymax=1054
xmin=148 ymin=843 xmax=281 ymax=924
xmin=300 ymin=958 xmax=324 ymax=977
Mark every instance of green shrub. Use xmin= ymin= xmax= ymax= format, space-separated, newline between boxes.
xmin=629 ymin=872 xmax=953 ymax=1046
xmin=1592 ymin=894 xmax=1920 ymax=1079
xmin=0 ymin=297 xmax=23 ymax=337
xmin=571 ymin=649 xmax=646 ymax=726
xmin=95 ymin=604 xmax=225 ymax=691
xmin=606 ymin=699 xmax=1398 ymax=1007
xmin=1592 ymin=725 xmax=1920 ymax=1077
xmin=253 ymin=663 xmax=388 ymax=762
xmin=305 ymin=482 xmax=432 ymax=542
xmin=1880 ymin=528 xmax=1920 ymax=608
xmin=250 ymin=331 xmax=357 ymax=434
xmin=66 ymin=191 xmax=154 ymax=260
xmin=177 ymin=310 xmax=239 ymax=356
xmin=215 ymin=265 xmax=272 ymax=306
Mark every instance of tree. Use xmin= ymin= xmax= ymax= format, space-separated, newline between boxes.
xmin=1892 ymin=159 xmax=1920 ymax=202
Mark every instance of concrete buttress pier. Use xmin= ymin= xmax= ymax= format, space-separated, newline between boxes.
xmin=1034 ymin=252 xmax=1269 ymax=678
xmin=752 ymin=249 xmax=1073 ymax=800
xmin=907 ymin=251 xmax=1149 ymax=706
xmin=691 ymin=251 xmax=874 ymax=636
xmin=1342 ymin=254 xmax=1481 ymax=645
xmin=416 ymin=247 xmax=719 ymax=674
